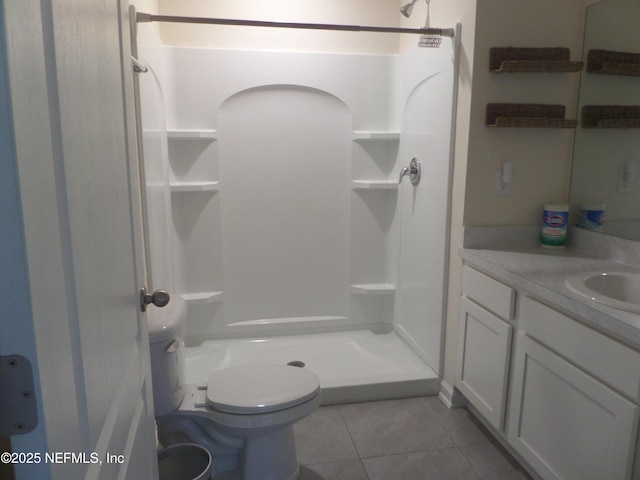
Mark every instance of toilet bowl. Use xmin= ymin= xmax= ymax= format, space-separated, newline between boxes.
xmin=147 ymin=298 xmax=320 ymax=480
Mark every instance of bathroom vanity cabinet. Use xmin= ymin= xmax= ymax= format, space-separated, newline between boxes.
xmin=456 ymin=264 xmax=640 ymax=480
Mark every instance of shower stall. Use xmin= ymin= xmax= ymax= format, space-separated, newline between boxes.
xmin=136 ymin=15 xmax=459 ymax=404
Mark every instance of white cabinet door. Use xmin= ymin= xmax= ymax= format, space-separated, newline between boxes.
xmin=455 ymin=297 xmax=513 ymax=430
xmin=508 ymin=333 xmax=639 ymax=480
xmin=2 ymin=1 xmax=158 ymax=479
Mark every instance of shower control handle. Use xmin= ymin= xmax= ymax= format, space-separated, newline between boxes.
xmin=399 ymin=157 xmax=421 ymax=185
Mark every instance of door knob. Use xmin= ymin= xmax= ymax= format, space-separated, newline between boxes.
xmin=398 ymin=157 xmax=421 ymax=185
xmin=140 ymin=287 xmax=170 ymax=312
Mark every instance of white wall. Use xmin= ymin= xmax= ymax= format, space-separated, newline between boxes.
xmin=464 ymin=0 xmax=585 ymax=227
xmin=131 ymin=0 xmax=162 ymax=46
xmin=135 ymin=0 xmax=404 ymax=53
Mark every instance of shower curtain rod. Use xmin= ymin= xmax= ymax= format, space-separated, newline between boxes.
xmin=136 ymin=12 xmax=455 ymax=38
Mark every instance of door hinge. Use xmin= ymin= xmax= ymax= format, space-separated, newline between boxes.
xmin=0 ymin=355 xmax=38 ymax=436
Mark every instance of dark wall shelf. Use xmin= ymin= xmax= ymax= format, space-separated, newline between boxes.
xmin=490 ymin=47 xmax=584 ymax=73
xmin=587 ymin=50 xmax=640 ymax=77
xmin=582 ymin=105 xmax=640 ymax=128
xmin=486 ymin=103 xmax=577 ymax=128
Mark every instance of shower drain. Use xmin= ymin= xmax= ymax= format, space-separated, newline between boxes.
xmin=287 ymin=360 xmax=305 ymax=368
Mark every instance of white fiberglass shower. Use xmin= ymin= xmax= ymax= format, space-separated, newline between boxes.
xmin=137 ymin=21 xmax=459 ymax=404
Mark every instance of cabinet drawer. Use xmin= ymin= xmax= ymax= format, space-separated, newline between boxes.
xmin=461 ymin=265 xmax=515 ymax=320
xmin=519 ymin=296 xmax=640 ymax=401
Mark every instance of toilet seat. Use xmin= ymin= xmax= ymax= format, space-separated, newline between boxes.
xmin=206 ymin=364 xmax=320 ymax=415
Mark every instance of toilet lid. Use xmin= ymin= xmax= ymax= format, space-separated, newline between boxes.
xmin=206 ymin=364 xmax=320 ymax=414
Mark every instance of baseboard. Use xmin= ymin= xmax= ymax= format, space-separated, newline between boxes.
xmin=439 ymin=380 xmax=467 ymax=409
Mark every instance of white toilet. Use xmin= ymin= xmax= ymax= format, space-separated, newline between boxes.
xmin=147 ymin=297 xmax=321 ymax=480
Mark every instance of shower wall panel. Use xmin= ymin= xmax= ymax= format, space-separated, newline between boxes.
xmin=139 ymin=45 xmax=455 ymax=355
xmin=165 ymin=49 xmax=394 ymax=131
xmin=393 ymin=45 xmax=457 ymax=375
xmin=217 ymin=86 xmax=351 ymax=325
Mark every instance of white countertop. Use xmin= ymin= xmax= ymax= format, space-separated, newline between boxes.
xmin=460 ymin=246 xmax=640 ymax=349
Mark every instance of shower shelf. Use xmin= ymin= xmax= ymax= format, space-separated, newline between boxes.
xmin=167 ymin=129 xmax=218 ymax=140
xmin=351 ymin=180 xmax=398 ymax=190
xmin=350 ymin=283 xmax=395 ymax=295
xmin=181 ymin=291 xmax=224 ymax=305
xmin=170 ymin=181 xmax=220 ymax=193
xmin=352 ymin=131 xmax=400 ymax=141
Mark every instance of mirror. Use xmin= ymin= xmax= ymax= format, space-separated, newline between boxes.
xmin=570 ymin=0 xmax=640 ymax=240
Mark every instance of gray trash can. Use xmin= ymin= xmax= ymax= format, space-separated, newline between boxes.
xmin=158 ymin=443 xmax=213 ymax=480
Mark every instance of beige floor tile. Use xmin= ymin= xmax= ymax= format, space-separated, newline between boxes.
xmin=460 ymin=441 xmax=534 ymax=480
xmin=363 ymin=447 xmax=482 ymax=480
xmin=339 ymin=397 xmax=455 ymax=458
xmin=295 ymin=396 xmax=534 ymax=480
xmin=295 ymin=406 xmax=360 ymax=464
xmin=299 ymin=460 xmax=369 ymax=480
xmin=423 ymin=397 xmax=494 ymax=446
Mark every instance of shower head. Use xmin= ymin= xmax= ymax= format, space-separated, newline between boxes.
xmin=400 ymin=0 xmax=419 ymax=18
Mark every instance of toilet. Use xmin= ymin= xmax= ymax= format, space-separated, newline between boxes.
xmin=147 ymin=297 xmax=321 ymax=480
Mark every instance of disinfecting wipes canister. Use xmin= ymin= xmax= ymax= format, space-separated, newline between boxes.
xmin=540 ymin=203 xmax=569 ymax=249
xmin=578 ymin=204 xmax=605 ymax=232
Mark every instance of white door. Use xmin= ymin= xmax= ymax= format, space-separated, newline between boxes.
xmin=1 ymin=1 xmax=157 ymax=479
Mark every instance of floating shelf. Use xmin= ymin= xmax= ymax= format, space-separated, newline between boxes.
xmin=351 ymin=180 xmax=398 ymax=190
xmin=350 ymin=283 xmax=395 ymax=295
xmin=587 ymin=50 xmax=640 ymax=77
xmin=181 ymin=291 xmax=224 ymax=305
xmin=490 ymin=47 xmax=583 ymax=73
xmin=486 ymin=103 xmax=577 ymax=128
xmin=352 ymin=131 xmax=401 ymax=141
xmin=170 ymin=181 xmax=220 ymax=193
xmin=167 ymin=129 xmax=218 ymax=140
xmin=581 ymin=105 xmax=640 ymax=129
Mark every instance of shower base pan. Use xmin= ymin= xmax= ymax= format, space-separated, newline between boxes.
xmin=184 ymin=329 xmax=440 ymax=405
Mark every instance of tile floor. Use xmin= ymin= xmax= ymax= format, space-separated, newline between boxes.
xmin=294 ymin=396 xmax=534 ymax=480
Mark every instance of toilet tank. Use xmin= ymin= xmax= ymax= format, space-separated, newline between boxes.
xmin=147 ymin=296 xmax=187 ymax=417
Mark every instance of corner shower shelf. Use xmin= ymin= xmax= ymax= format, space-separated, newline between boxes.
xmin=167 ymin=129 xmax=218 ymax=140
xmin=486 ymin=103 xmax=577 ymax=128
xmin=581 ymin=105 xmax=640 ymax=129
xmin=170 ymin=181 xmax=220 ymax=193
xmin=587 ymin=50 xmax=640 ymax=77
xmin=181 ymin=291 xmax=224 ymax=305
xmin=350 ymin=283 xmax=395 ymax=295
xmin=352 ymin=131 xmax=401 ymax=141
xmin=352 ymin=180 xmax=398 ymax=190
xmin=489 ymin=47 xmax=583 ymax=73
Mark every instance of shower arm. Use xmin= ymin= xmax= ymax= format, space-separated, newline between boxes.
xmin=135 ymin=12 xmax=455 ymax=38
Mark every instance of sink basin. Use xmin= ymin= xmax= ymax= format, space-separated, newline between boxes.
xmin=565 ymin=272 xmax=640 ymax=313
